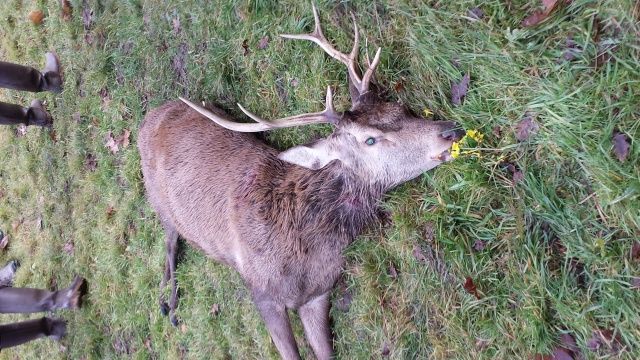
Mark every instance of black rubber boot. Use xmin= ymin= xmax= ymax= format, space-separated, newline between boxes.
xmin=0 ymin=276 xmax=87 ymax=314
xmin=0 ymin=99 xmax=52 ymax=127
xmin=0 ymin=51 xmax=62 ymax=93
xmin=0 ymin=317 xmax=67 ymax=349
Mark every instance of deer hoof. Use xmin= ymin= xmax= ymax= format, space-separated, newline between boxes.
xmin=9 ymin=259 xmax=20 ymax=271
xmin=160 ymin=302 xmax=169 ymax=316
xmin=170 ymin=316 xmax=179 ymax=327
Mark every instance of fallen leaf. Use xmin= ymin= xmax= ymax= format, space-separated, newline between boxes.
xmin=591 ymin=44 xmax=618 ymax=69
xmin=181 ymin=323 xmax=187 ymax=334
xmin=468 ymin=7 xmax=483 ymax=20
xmin=413 ymin=241 xmax=427 ymax=263
xmin=557 ymin=37 xmax=580 ymax=64
xmin=612 ymin=131 xmax=630 ymax=162
xmin=144 ymin=338 xmax=151 ymax=350
xmin=257 ymin=35 xmax=270 ymax=49
xmin=105 ymin=129 xmax=130 ymax=155
xmin=463 ymin=277 xmax=481 ymax=299
xmin=28 ymin=10 xmax=45 ymax=25
xmin=587 ymin=328 xmax=626 ymax=355
xmin=389 ymin=261 xmax=398 ymax=279
xmin=0 ymin=235 xmax=9 ymax=249
xmin=631 ymin=278 xmax=640 ymax=289
xmin=12 ymin=219 xmax=22 ymax=233
xmin=521 ymin=0 xmax=559 ymax=28
xmin=381 ymin=343 xmax=390 ymax=357
xmin=106 ymin=207 xmax=116 ymax=219
xmin=335 ymin=278 xmax=353 ymax=312
xmin=210 ymin=303 xmax=220 ymax=315
xmin=515 ymin=112 xmax=539 ymax=141
xmin=513 ymin=169 xmax=524 ymax=184
xmin=632 ymin=241 xmax=640 ymax=259
xmin=242 ymin=39 xmax=249 ymax=56
xmin=105 ymin=132 xmax=119 ymax=155
xmin=61 ymin=0 xmax=72 ymax=21
xmin=63 ymin=242 xmax=75 ymax=256
xmin=82 ymin=7 xmax=94 ymax=30
xmin=473 ymin=239 xmax=487 ymax=251
xmin=84 ymin=153 xmax=97 ymax=171
xmin=172 ymin=17 xmax=181 ymax=32
xmin=450 ymin=73 xmax=470 ymax=106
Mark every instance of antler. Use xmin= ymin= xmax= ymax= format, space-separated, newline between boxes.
xmin=179 ymin=87 xmax=341 ymax=133
xmin=281 ymin=2 xmax=381 ymax=97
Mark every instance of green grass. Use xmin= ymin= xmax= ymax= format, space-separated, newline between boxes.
xmin=1 ymin=0 xmax=638 ymax=358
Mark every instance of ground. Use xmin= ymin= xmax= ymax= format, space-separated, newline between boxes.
xmin=0 ymin=0 xmax=638 ymax=359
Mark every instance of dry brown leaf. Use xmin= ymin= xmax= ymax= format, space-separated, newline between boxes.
xmin=450 ymin=73 xmax=470 ymax=105
xmin=242 ymin=39 xmax=249 ymax=56
xmin=12 ymin=219 xmax=22 ymax=233
xmin=82 ymin=7 xmax=94 ymax=30
xmin=181 ymin=323 xmax=187 ymax=334
xmin=63 ymin=242 xmax=75 ymax=256
xmin=28 ymin=10 xmax=45 ymax=25
xmin=257 ymin=35 xmax=270 ymax=50
xmin=463 ymin=277 xmax=481 ymax=299
xmin=521 ymin=0 xmax=559 ymax=28
xmin=210 ymin=303 xmax=220 ymax=315
xmin=612 ymin=131 xmax=630 ymax=162
xmin=61 ymin=0 xmax=73 ymax=21
xmin=516 ymin=112 xmax=539 ymax=141
xmin=0 ymin=235 xmax=9 ymax=250
xmin=84 ymin=153 xmax=97 ymax=171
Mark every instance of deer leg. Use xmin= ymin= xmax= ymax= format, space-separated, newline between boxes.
xmin=159 ymin=222 xmax=179 ymax=326
xmin=0 ymin=276 xmax=86 ymax=313
xmin=253 ymin=291 xmax=301 ymax=360
xmin=299 ymin=292 xmax=333 ymax=359
xmin=0 ymin=317 xmax=66 ymax=349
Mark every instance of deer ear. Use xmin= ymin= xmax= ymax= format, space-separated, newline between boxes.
xmin=278 ymin=140 xmax=338 ymax=170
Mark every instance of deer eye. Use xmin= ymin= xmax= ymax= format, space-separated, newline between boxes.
xmin=365 ymin=137 xmax=376 ymax=145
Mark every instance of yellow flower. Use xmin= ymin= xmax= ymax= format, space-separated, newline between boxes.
xmin=450 ymin=138 xmax=463 ymax=158
xmin=450 ymin=129 xmax=484 ymax=159
xmin=424 ymin=109 xmax=433 ymax=116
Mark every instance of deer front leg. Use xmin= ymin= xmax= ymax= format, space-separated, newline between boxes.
xmin=252 ymin=291 xmax=301 ymax=360
xmin=159 ymin=223 xmax=179 ymax=326
xmin=299 ymin=292 xmax=333 ymax=359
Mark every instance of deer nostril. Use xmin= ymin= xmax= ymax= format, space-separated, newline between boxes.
xmin=442 ymin=128 xmax=466 ymax=142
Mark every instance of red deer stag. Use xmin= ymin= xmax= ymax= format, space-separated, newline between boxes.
xmin=138 ymin=3 xmax=464 ymax=359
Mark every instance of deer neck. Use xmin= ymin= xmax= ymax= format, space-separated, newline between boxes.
xmin=269 ymin=162 xmax=384 ymax=249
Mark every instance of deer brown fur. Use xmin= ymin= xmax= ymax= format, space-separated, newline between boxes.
xmin=138 ymin=3 xmax=464 ymax=359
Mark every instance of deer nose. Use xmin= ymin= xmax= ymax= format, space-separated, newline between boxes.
xmin=441 ymin=128 xmax=466 ymax=142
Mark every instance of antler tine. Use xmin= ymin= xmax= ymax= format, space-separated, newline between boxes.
xmin=281 ymin=2 xmax=379 ymax=96
xmin=360 ymin=47 xmax=381 ymax=94
xmin=179 ymin=97 xmax=272 ymax=133
xmin=238 ymin=86 xmax=341 ymax=128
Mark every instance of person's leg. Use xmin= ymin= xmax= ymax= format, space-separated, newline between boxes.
xmin=0 ymin=52 xmax=62 ymax=93
xmin=0 ymin=276 xmax=86 ymax=313
xmin=0 ymin=99 xmax=52 ymax=127
xmin=0 ymin=317 xmax=66 ymax=349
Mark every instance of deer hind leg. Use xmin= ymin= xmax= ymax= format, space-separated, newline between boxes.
xmin=299 ymin=292 xmax=333 ymax=359
xmin=159 ymin=221 xmax=179 ymax=327
xmin=252 ymin=290 xmax=302 ymax=360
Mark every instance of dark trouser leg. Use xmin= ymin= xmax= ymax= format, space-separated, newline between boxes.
xmin=0 ymin=59 xmax=60 ymax=93
xmin=0 ymin=100 xmax=51 ymax=127
xmin=0 ymin=317 xmax=66 ymax=349
xmin=0 ymin=276 xmax=86 ymax=313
